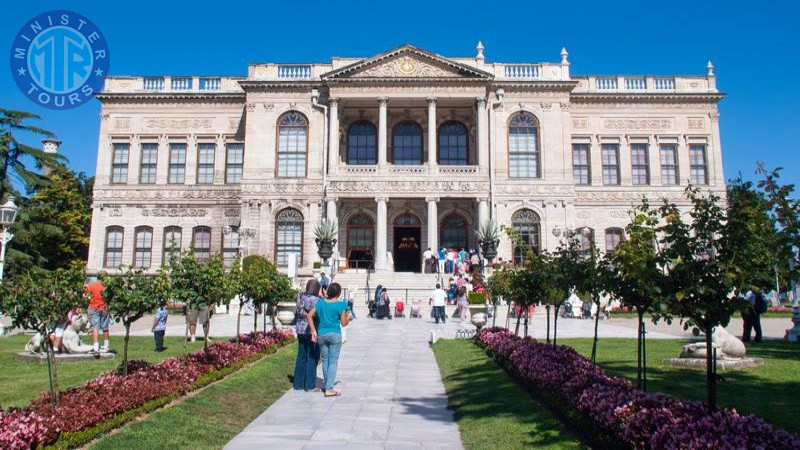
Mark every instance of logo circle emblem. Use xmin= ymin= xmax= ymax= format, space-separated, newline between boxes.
xmin=10 ymin=10 xmax=110 ymax=110
xmin=397 ymin=58 xmax=417 ymax=75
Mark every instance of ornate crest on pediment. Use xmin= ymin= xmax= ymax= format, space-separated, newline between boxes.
xmin=322 ymin=44 xmax=492 ymax=81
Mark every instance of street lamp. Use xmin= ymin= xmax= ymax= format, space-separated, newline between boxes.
xmin=0 ymin=197 xmax=19 ymax=282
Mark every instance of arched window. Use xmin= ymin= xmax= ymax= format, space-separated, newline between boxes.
xmin=440 ymin=214 xmax=468 ymax=251
xmin=438 ymin=121 xmax=468 ymax=165
xmin=347 ymin=214 xmax=374 ymax=269
xmin=104 ymin=226 xmax=124 ymax=268
xmin=134 ymin=226 xmax=153 ymax=269
xmin=605 ymin=228 xmax=624 ymax=252
xmin=508 ymin=112 xmax=540 ymax=178
xmin=222 ymin=226 xmax=240 ymax=268
xmin=192 ymin=226 xmax=212 ymax=263
xmin=276 ymin=208 xmax=303 ymax=267
xmin=347 ymin=121 xmax=377 ymax=165
xmin=394 ymin=213 xmax=421 ymax=226
xmin=277 ymin=112 xmax=308 ymax=178
xmin=512 ymin=209 xmax=541 ymax=265
xmin=392 ymin=121 xmax=423 ymax=165
xmin=162 ymin=226 xmax=182 ymax=264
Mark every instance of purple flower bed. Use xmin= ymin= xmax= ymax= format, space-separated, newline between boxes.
xmin=476 ymin=327 xmax=800 ymax=450
xmin=0 ymin=330 xmax=293 ymax=449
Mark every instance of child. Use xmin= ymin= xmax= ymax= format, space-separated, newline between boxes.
xmin=152 ymin=305 xmax=168 ymax=352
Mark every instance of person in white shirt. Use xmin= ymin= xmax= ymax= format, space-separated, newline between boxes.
xmin=430 ymin=284 xmax=447 ymax=324
xmin=423 ymin=248 xmax=433 ymax=273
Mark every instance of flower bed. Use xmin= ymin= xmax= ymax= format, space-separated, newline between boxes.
xmin=0 ymin=330 xmax=293 ymax=449
xmin=476 ymin=327 xmax=800 ymax=450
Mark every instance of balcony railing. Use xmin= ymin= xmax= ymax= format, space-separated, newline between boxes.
xmin=624 ymin=77 xmax=646 ymax=90
xmin=199 ymin=77 xmax=221 ymax=90
xmin=438 ymin=165 xmax=479 ymax=175
xmin=143 ymin=77 xmax=164 ymax=91
xmin=654 ymin=77 xmax=675 ymax=90
xmin=504 ymin=64 xmax=540 ymax=79
xmin=343 ymin=165 xmax=377 ymax=175
xmin=389 ymin=165 xmax=427 ymax=175
xmin=277 ymin=65 xmax=312 ymax=79
xmin=171 ymin=77 xmax=192 ymax=91
xmin=595 ymin=77 xmax=618 ymax=90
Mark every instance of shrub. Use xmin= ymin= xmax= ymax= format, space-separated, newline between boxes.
xmin=467 ymin=291 xmax=486 ymax=305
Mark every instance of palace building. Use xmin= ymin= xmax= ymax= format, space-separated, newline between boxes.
xmin=85 ymin=43 xmax=725 ymax=276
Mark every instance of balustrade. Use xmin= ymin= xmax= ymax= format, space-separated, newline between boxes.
xmin=142 ymin=77 xmax=164 ymax=91
xmin=595 ymin=77 xmax=618 ymax=90
xmin=654 ymin=77 xmax=675 ymax=90
xmin=277 ymin=65 xmax=312 ymax=79
xmin=624 ymin=77 xmax=646 ymax=90
xmin=199 ymin=77 xmax=221 ymax=90
xmin=171 ymin=77 xmax=193 ymax=91
xmin=503 ymin=64 xmax=540 ymax=79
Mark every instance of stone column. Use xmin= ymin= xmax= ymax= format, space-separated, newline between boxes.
xmin=378 ymin=98 xmax=388 ymax=170
xmin=427 ymin=197 xmax=438 ymax=253
xmin=328 ymin=98 xmax=340 ymax=174
xmin=427 ymin=98 xmax=437 ymax=172
xmin=476 ymin=98 xmax=488 ymax=172
xmin=477 ymin=197 xmax=489 ymax=228
xmin=326 ymin=197 xmax=339 ymax=263
xmin=375 ymin=197 xmax=388 ymax=271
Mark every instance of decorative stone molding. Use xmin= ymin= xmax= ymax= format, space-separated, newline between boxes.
xmin=94 ymin=188 xmax=240 ymax=201
xmin=263 ymin=103 xmax=274 ymax=111
xmin=113 ymin=118 xmax=130 ymax=129
xmin=688 ymin=118 xmax=705 ymax=130
xmin=144 ymin=118 xmax=213 ymax=130
xmin=245 ymin=103 xmax=256 ymax=112
xmin=241 ymin=183 xmax=323 ymax=195
xmin=609 ymin=210 xmax=630 ymax=218
xmin=426 ymin=97 xmax=437 ymax=107
xmin=572 ymin=118 xmax=588 ymax=129
xmin=224 ymin=208 xmax=241 ymax=217
xmin=603 ymin=118 xmax=673 ymax=130
xmin=108 ymin=208 xmax=122 ymax=217
xmin=228 ymin=117 xmax=240 ymax=129
xmin=141 ymin=208 xmax=207 ymax=217
xmin=540 ymin=102 xmax=553 ymax=111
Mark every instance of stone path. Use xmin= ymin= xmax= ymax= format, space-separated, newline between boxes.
xmin=224 ymin=316 xmax=464 ymax=450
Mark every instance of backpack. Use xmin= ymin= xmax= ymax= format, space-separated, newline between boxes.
xmin=754 ymin=293 xmax=768 ymax=314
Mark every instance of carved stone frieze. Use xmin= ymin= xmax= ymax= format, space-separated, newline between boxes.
xmin=603 ymin=118 xmax=673 ymax=130
xmin=144 ymin=118 xmax=213 ymax=130
xmin=241 ymin=183 xmax=323 ymax=195
xmin=141 ymin=208 xmax=207 ymax=217
xmin=688 ymin=118 xmax=705 ymax=130
xmin=357 ymin=55 xmax=460 ymax=78
xmin=114 ymin=118 xmax=130 ymax=129
xmin=94 ymin=189 xmax=240 ymax=201
xmin=572 ymin=118 xmax=588 ymax=129
xmin=108 ymin=208 xmax=122 ymax=217
xmin=224 ymin=208 xmax=241 ymax=217
xmin=328 ymin=180 xmax=490 ymax=195
xmin=609 ymin=210 xmax=630 ymax=218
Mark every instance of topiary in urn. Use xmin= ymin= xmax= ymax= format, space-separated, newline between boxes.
xmin=314 ymin=218 xmax=338 ymax=263
xmin=477 ymin=218 xmax=500 ymax=262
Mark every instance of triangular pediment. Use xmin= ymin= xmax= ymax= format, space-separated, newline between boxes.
xmin=322 ymin=45 xmax=492 ymax=80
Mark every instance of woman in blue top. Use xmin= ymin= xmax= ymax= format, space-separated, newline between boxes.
xmin=293 ymin=279 xmax=322 ymax=391
xmin=307 ymin=282 xmax=350 ymax=397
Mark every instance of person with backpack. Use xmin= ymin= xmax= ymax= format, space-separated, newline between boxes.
xmin=742 ymin=289 xmax=766 ymax=343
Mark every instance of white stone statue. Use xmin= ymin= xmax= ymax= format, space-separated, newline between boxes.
xmin=24 ymin=314 xmax=96 ymax=355
xmin=680 ymin=326 xmax=747 ymax=360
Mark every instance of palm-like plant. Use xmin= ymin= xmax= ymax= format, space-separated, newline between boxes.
xmin=1 ymin=108 xmax=65 ymax=201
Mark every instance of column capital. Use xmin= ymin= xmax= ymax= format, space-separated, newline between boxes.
xmin=475 ymin=196 xmax=489 ymax=203
xmin=425 ymin=196 xmax=440 ymax=203
xmin=426 ymin=97 xmax=437 ymax=107
xmin=375 ymin=196 xmax=389 ymax=203
xmin=377 ymin=97 xmax=388 ymax=107
xmin=329 ymin=97 xmax=340 ymax=106
xmin=326 ymin=196 xmax=338 ymax=204
xmin=475 ymin=98 xmax=487 ymax=108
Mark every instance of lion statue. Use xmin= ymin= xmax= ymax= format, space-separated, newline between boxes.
xmin=680 ymin=326 xmax=747 ymax=360
xmin=24 ymin=314 xmax=97 ymax=355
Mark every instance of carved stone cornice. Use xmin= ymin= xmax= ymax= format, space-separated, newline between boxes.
xmin=574 ymin=188 xmax=726 ymax=204
xmin=96 ymin=93 xmax=245 ymax=105
xmin=571 ymin=92 xmax=726 ymax=105
xmin=489 ymin=80 xmax=579 ymax=93
xmin=329 ymin=180 xmax=490 ymax=196
xmin=240 ymin=182 xmax=323 ymax=195
xmin=93 ymin=187 xmax=241 ymax=202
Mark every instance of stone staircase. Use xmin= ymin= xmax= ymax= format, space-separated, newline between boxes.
xmin=332 ymin=271 xmax=443 ymax=304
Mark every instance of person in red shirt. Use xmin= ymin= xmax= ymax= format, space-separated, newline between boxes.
xmin=85 ymin=276 xmax=111 ymax=352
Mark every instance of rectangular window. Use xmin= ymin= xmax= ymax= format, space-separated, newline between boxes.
xmin=601 ymin=144 xmax=620 ymax=185
xmin=630 ymin=143 xmax=650 ymax=185
xmin=196 ymin=143 xmax=215 ymax=184
xmin=689 ymin=144 xmax=708 ymax=185
xmin=139 ymin=143 xmax=158 ymax=184
xmin=277 ymin=128 xmax=306 ymax=177
xmin=225 ymin=143 xmax=244 ymax=183
xmin=134 ymin=228 xmax=153 ymax=269
xmin=104 ymin=227 xmax=124 ymax=268
xmin=605 ymin=228 xmax=624 ymax=252
xmin=192 ymin=227 xmax=212 ymax=263
xmin=572 ymin=143 xmax=590 ymax=185
xmin=222 ymin=227 xmax=239 ymax=268
xmin=168 ymin=143 xmax=187 ymax=184
xmin=111 ymin=143 xmax=129 ymax=184
xmin=660 ymin=144 xmax=679 ymax=185
xmin=508 ymin=128 xmax=539 ymax=178
xmin=162 ymin=227 xmax=182 ymax=264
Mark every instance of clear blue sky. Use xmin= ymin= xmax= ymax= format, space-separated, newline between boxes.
xmin=2 ymin=0 xmax=798 ymax=187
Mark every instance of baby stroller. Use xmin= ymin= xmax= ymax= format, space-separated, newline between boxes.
xmin=394 ymin=300 xmax=406 ymax=318
xmin=410 ymin=299 xmax=422 ymax=318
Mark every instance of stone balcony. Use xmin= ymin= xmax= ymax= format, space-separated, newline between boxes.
xmin=572 ymin=75 xmax=717 ymax=93
xmin=335 ymin=164 xmax=483 ymax=178
xmin=103 ymin=76 xmax=245 ymax=93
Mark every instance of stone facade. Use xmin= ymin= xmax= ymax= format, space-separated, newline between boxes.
xmin=87 ymin=44 xmax=726 ymax=275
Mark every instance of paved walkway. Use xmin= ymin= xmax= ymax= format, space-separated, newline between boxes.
xmin=225 ymin=316 xmax=464 ymax=450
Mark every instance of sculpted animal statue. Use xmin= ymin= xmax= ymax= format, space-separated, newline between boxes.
xmin=680 ymin=326 xmax=747 ymax=360
xmin=24 ymin=314 xmax=97 ymax=355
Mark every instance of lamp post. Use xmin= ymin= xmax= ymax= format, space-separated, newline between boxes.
xmin=0 ymin=198 xmax=19 ymax=283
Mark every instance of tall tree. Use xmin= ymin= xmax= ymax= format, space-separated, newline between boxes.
xmin=0 ymin=108 xmax=65 ymax=201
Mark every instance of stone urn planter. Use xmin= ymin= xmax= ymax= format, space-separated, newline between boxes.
xmin=276 ymin=302 xmax=296 ymax=330
xmin=315 ymin=238 xmax=336 ymax=263
xmin=314 ymin=218 xmax=338 ymax=264
xmin=479 ymin=239 xmax=498 ymax=263
xmin=471 ymin=312 xmax=488 ymax=330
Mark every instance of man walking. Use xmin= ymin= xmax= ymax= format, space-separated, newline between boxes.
xmin=423 ymin=248 xmax=433 ymax=273
xmin=320 ymin=272 xmax=331 ymax=296
xmin=85 ymin=277 xmax=111 ymax=353
xmin=430 ymin=283 xmax=447 ymax=324
xmin=742 ymin=289 xmax=765 ymax=343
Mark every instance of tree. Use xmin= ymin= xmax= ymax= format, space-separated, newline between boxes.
xmin=240 ymin=255 xmax=296 ymax=333
xmin=550 ymin=236 xmax=590 ymax=346
xmin=606 ymin=200 xmax=670 ymax=390
xmin=6 ymin=165 xmax=93 ymax=278
xmin=659 ymin=187 xmax=747 ymax=409
xmin=102 ymin=267 xmax=170 ymax=375
xmin=0 ymin=108 xmax=65 ymax=202
xmin=513 ymin=251 xmax=553 ymax=337
xmin=0 ymin=268 xmax=85 ymax=405
xmin=167 ymin=250 xmax=226 ymax=353
xmin=756 ymin=165 xmax=799 ymax=302
xmin=486 ymin=262 xmax=513 ymax=328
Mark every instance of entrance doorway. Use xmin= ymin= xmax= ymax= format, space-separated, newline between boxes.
xmin=393 ymin=213 xmax=421 ymax=272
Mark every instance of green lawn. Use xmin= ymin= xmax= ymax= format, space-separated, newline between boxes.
xmin=433 ymin=340 xmax=583 ymax=450
xmin=90 ymin=344 xmax=296 ymax=450
xmin=0 ymin=334 xmax=209 ymax=408
xmin=558 ymin=338 xmax=800 ymax=434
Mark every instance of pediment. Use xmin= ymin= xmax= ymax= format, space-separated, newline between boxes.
xmin=322 ymin=45 xmax=492 ymax=81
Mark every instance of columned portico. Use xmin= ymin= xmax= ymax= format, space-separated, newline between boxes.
xmin=328 ymin=98 xmax=340 ymax=174
xmin=375 ymin=197 xmax=388 ymax=270
xmin=427 ymin=197 xmax=438 ymax=253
